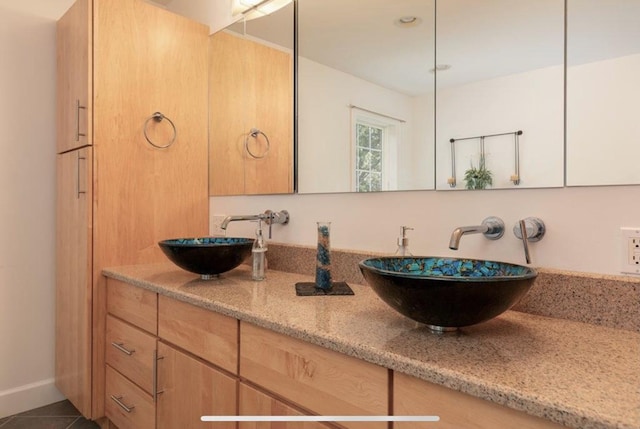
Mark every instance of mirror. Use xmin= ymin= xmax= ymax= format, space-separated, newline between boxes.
xmin=208 ymin=4 xmax=295 ymax=196
xmin=297 ymin=0 xmax=436 ymax=193
xmin=435 ymin=0 xmax=565 ymax=190
xmin=566 ymin=0 xmax=640 ymax=186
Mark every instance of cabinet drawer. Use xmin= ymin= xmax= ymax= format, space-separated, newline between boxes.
xmin=107 ymin=278 xmax=157 ymax=334
xmin=394 ymin=372 xmax=566 ymax=429
xmin=105 ymin=365 xmax=155 ymax=429
xmin=158 ymin=295 xmax=238 ymax=373
xmin=106 ymin=314 xmax=156 ymax=394
xmin=240 ymin=323 xmax=388 ymax=429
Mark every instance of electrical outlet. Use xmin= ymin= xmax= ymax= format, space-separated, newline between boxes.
xmin=211 ymin=214 xmax=228 ymax=236
xmin=621 ymin=227 xmax=640 ymax=275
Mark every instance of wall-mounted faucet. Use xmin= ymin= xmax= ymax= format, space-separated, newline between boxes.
xmin=221 ymin=210 xmax=289 ymax=239
xmin=449 ymin=216 xmax=505 ymax=250
xmin=513 ymin=217 xmax=545 ymax=264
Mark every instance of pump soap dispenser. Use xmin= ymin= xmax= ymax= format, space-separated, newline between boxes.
xmin=395 ymin=226 xmax=414 ymax=256
xmin=252 ymin=220 xmax=267 ymax=281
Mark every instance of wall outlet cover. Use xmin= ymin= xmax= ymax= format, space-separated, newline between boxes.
xmin=620 ymin=227 xmax=640 ymax=275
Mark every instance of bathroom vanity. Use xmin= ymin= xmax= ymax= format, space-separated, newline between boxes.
xmin=101 ymin=263 xmax=639 ymax=429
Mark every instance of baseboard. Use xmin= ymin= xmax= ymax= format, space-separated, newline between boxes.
xmin=0 ymin=378 xmax=65 ymax=418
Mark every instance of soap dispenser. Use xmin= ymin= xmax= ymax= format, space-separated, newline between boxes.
xmin=395 ymin=226 xmax=414 ymax=256
xmin=252 ymin=220 xmax=267 ymax=281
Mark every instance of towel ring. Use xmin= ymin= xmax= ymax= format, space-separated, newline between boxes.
xmin=144 ymin=112 xmax=176 ymax=149
xmin=244 ymin=128 xmax=270 ymax=159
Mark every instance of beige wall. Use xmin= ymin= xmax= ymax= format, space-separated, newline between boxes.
xmin=0 ymin=7 xmax=64 ymax=417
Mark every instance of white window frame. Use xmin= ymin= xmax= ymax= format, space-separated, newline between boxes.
xmin=351 ymin=109 xmax=400 ymax=192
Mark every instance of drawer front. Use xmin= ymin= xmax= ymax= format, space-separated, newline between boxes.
xmin=106 ymin=314 xmax=156 ymax=394
xmin=105 ymin=365 xmax=155 ymax=429
xmin=107 ymin=278 xmax=157 ymax=334
xmin=394 ymin=372 xmax=567 ymax=429
xmin=240 ymin=323 xmax=388 ymax=429
xmin=158 ymin=295 xmax=238 ymax=374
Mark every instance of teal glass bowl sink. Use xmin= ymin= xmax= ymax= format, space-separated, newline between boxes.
xmin=159 ymin=237 xmax=254 ymax=279
xmin=359 ymin=257 xmax=537 ymax=332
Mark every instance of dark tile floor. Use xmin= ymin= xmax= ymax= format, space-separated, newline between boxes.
xmin=0 ymin=400 xmax=100 ymax=429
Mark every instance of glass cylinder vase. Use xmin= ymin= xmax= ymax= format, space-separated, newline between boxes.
xmin=315 ymin=221 xmax=332 ymax=290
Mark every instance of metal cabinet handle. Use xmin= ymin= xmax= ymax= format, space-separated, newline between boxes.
xmin=76 ymin=152 xmax=86 ymax=199
xmin=110 ymin=395 xmax=135 ymax=413
xmin=153 ymin=350 xmax=164 ymax=402
xmin=75 ymin=100 xmax=86 ymax=142
xmin=111 ymin=342 xmax=135 ymax=356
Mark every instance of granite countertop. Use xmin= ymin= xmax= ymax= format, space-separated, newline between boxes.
xmin=102 ymin=263 xmax=640 ymax=429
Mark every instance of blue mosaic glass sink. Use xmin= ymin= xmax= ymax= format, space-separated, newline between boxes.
xmin=159 ymin=237 xmax=254 ymax=279
xmin=359 ymin=257 xmax=537 ymax=332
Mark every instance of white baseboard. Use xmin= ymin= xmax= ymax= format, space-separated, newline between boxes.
xmin=0 ymin=378 xmax=65 ymax=418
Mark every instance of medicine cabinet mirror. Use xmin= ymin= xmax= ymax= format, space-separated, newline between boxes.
xmin=208 ymin=3 xmax=295 ymax=196
xmin=565 ymin=0 xmax=640 ymax=186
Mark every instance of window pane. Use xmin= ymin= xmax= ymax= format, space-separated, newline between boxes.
xmin=370 ymin=127 xmax=382 ymax=150
xmin=357 ymin=124 xmax=370 ymax=147
xmin=371 ymin=150 xmax=382 ymax=171
xmin=357 ymin=171 xmax=370 ymax=192
xmin=370 ymin=172 xmax=382 ymax=191
xmin=357 ymin=148 xmax=371 ymax=169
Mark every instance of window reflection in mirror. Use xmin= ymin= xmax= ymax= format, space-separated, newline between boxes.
xmin=566 ymin=0 xmax=640 ymax=186
xmin=208 ymin=4 xmax=294 ymax=196
xmin=296 ymin=0 xmax=436 ymax=194
xmin=435 ymin=0 xmax=564 ymax=191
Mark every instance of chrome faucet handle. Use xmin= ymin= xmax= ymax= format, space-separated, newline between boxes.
xmin=262 ymin=210 xmax=290 ymax=239
xmin=513 ymin=217 xmax=545 ymax=264
xmin=482 ymin=216 xmax=505 ymax=240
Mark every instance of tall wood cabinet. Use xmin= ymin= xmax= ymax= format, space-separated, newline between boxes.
xmin=55 ymin=0 xmax=209 ymax=420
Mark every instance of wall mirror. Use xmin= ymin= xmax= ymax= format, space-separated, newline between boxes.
xmin=435 ymin=0 xmax=565 ymax=191
xmin=208 ymin=3 xmax=295 ymax=196
xmin=566 ymin=0 xmax=640 ymax=186
xmin=297 ymin=0 xmax=436 ymax=194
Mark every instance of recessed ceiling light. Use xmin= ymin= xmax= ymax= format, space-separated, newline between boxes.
xmin=395 ymin=16 xmax=422 ymax=28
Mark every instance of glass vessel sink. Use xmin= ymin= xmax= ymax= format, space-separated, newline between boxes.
xmin=359 ymin=257 xmax=537 ymax=332
xmin=159 ymin=237 xmax=254 ymax=279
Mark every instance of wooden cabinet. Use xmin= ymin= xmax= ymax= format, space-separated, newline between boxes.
xmin=239 ymin=383 xmax=337 ymax=429
xmin=394 ymin=372 xmax=567 ymax=429
xmin=240 ymin=323 xmax=388 ymax=429
xmin=156 ymin=341 xmax=237 ymax=429
xmin=56 ymin=147 xmax=92 ymax=414
xmin=209 ymin=30 xmax=294 ymax=195
xmin=56 ymin=0 xmax=209 ymax=419
xmin=105 ymin=365 xmax=155 ymax=429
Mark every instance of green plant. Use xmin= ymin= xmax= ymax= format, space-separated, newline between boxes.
xmin=464 ymin=158 xmax=493 ymax=190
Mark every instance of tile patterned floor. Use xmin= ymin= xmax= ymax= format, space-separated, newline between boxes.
xmin=0 ymin=400 xmax=100 ymax=429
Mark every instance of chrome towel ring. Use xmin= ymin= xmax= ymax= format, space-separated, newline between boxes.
xmin=244 ymin=128 xmax=270 ymax=159
xmin=144 ymin=112 xmax=176 ymax=149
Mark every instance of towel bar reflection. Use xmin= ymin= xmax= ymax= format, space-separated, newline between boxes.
xmin=448 ymin=130 xmax=523 ymax=188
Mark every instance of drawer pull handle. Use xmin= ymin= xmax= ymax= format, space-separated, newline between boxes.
xmin=110 ymin=395 xmax=135 ymax=413
xmin=111 ymin=342 xmax=135 ymax=356
xmin=153 ymin=350 xmax=164 ymax=402
xmin=75 ymin=99 xmax=86 ymax=142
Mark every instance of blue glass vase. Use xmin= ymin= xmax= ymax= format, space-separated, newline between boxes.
xmin=315 ymin=222 xmax=332 ymax=290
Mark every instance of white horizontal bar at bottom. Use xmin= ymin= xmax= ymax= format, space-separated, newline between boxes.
xmin=201 ymin=416 xmax=440 ymax=422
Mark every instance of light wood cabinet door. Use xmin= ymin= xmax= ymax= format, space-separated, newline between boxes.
xmin=156 ymin=341 xmax=237 ymax=429
xmin=240 ymin=323 xmax=388 ymax=429
xmin=56 ymin=0 xmax=91 ymax=153
xmin=55 ymin=147 xmax=92 ymax=417
xmin=106 ymin=278 xmax=157 ymax=335
xmin=158 ymin=295 xmax=238 ymax=373
xmin=239 ymin=383 xmax=338 ymax=429
xmin=394 ymin=372 xmax=567 ymax=429
xmin=209 ymin=31 xmax=293 ymax=195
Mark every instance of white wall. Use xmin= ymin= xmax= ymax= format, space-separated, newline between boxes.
xmin=0 ymin=7 xmax=63 ymax=417
xmin=436 ymin=65 xmax=564 ymax=190
xmin=211 ymin=184 xmax=640 ymax=277
xmin=297 ymin=57 xmax=435 ymax=193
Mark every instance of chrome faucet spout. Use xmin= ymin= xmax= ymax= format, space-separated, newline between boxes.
xmin=448 ymin=225 xmax=489 ymax=250
xmin=448 ymin=216 xmax=505 ymax=250
xmin=220 ymin=214 xmax=262 ymax=230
